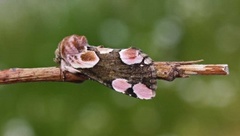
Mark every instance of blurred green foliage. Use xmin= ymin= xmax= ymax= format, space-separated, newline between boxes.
xmin=0 ymin=0 xmax=239 ymax=136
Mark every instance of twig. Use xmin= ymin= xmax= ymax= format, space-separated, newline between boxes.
xmin=154 ymin=60 xmax=229 ymax=81
xmin=0 ymin=67 xmax=88 ymax=84
xmin=0 ymin=60 xmax=229 ymax=84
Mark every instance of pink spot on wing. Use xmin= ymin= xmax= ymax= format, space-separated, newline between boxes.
xmin=112 ymin=78 xmax=132 ymax=93
xmin=119 ymin=48 xmax=143 ymax=65
xmin=68 ymin=51 xmax=100 ymax=68
xmin=133 ymin=83 xmax=155 ymax=100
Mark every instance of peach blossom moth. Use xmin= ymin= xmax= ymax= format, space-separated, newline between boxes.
xmin=55 ymin=35 xmax=157 ymax=100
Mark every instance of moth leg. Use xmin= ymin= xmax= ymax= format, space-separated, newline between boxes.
xmin=60 ymin=59 xmax=80 ymax=81
xmin=60 ymin=68 xmax=66 ymax=81
xmin=59 ymin=60 xmax=66 ymax=81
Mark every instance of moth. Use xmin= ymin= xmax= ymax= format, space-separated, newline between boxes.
xmin=54 ymin=35 xmax=157 ymax=100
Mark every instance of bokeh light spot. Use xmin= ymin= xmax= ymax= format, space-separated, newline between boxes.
xmin=176 ymin=79 xmax=235 ymax=108
xmin=99 ymin=19 xmax=129 ymax=47
xmin=215 ymin=24 xmax=240 ymax=53
xmin=2 ymin=118 xmax=35 ymax=136
xmin=152 ymin=17 xmax=182 ymax=49
xmin=68 ymin=103 xmax=111 ymax=136
xmin=80 ymin=103 xmax=110 ymax=131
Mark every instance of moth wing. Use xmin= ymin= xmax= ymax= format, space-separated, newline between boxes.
xmin=76 ymin=49 xmax=157 ymax=100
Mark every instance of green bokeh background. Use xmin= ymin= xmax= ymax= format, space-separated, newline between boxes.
xmin=0 ymin=0 xmax=239 ymax=136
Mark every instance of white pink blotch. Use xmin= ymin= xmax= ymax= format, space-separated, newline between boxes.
xmin=96 ymin=46 xmax=113 ymax=54
xmin=112 ymin=78 xmax=155 ymax=100
xmin=112 ymin=78 xmax=132 ymax=93
xmin=133 ymin=83 xmax=156 ymax=100
xmin=67 ymin=51 xmax=100 ymax=68
xmin=119 ymin=48 xmax=144 ymax=65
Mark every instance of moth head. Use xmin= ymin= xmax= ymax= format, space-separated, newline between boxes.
xmin=58 ymin=35 xmax=88 ymax=59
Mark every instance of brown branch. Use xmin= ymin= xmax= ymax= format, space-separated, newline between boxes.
xmin=0 ymin=60 xmax=229 ymax=84
xmin=0 ymin=67 xmax=88 ymax=84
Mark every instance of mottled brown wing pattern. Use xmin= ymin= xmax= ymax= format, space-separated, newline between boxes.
xmin=55 ymin=35 xmax=157 ymax=100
